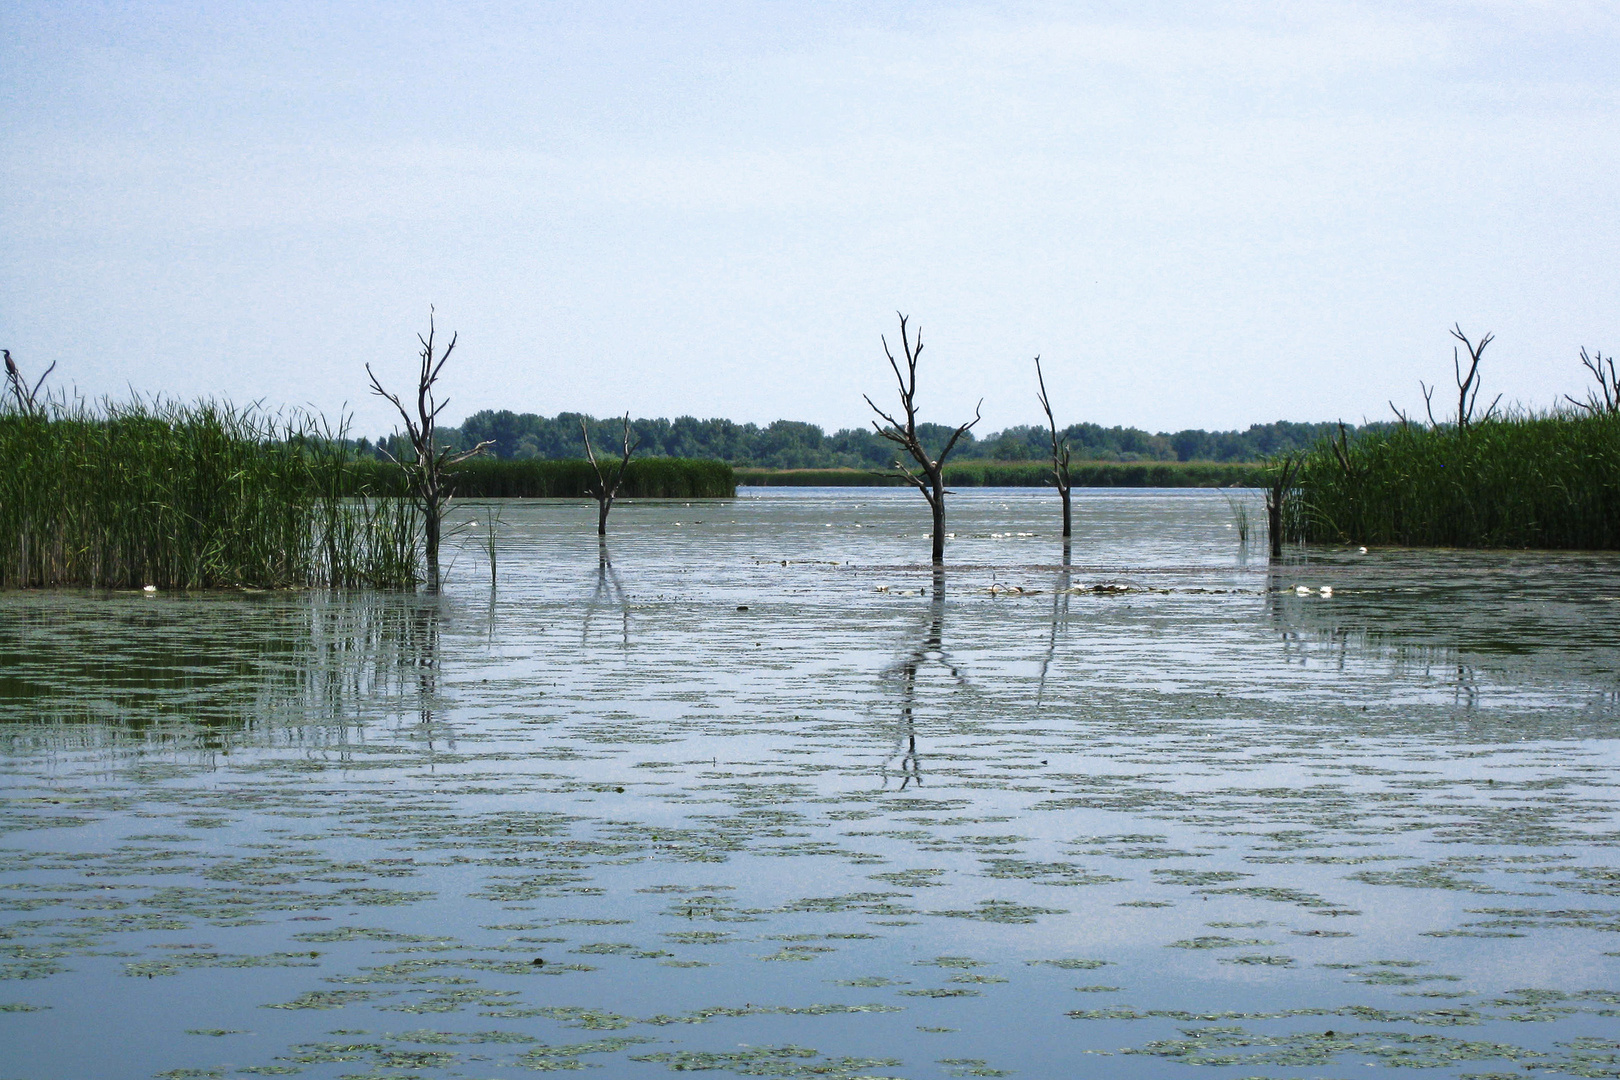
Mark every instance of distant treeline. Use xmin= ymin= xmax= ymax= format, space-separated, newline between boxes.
xmin=359 ymin=411 xmax=1370 ymax=468
xmin=738 ymin=462 xmax=1262 ymax=488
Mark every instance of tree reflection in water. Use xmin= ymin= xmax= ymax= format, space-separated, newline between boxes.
xmin=583 ymin=539 xmax=630 ymax=648
xmin=1036 ymin=540 xmax=1072 ymax=708
xmin=883 ymin=568 xmax=966 ymax=790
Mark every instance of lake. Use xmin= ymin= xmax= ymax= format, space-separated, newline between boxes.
xmin=3 ymin=487 xmax=1618 ymax=1079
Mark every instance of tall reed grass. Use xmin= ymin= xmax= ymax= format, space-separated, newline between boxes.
xmin=1294 ymin=411 xmax=1620 ymax=549
xmin=1 ymin=399 xmax=422 ymax=589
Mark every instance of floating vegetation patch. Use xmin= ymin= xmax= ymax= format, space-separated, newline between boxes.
xmin=978 ymin=858 xmax=1123 ymax=886
xmin=5 ymin=493 xmax=1620 ymax=1079
xmin=927 ymin=899 xmax=1068 ymax=924
xmin=1153 ymin=868 xmax=1251 ymax=886
xmin=1123 ymin=1026 xmax=1545 ymax=1069
xmin=868 ymin=868 xmax=949 ymax=888
xmin=1168 ymin=936 xmax=1277 ymax=950
xmin=631 ymin=1045 xmax=905 ymax=1079
xmin=1219 ymin=953 xmax=1297 ymax=967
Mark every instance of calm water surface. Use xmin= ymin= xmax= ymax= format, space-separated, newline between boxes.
xmin=2 ymin=488 xmax=1619 ymax=1079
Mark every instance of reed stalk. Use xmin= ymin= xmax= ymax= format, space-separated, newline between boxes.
xmin=1 ymin=397 xmax=423 ymax=589
xmin=1293 ymin=410 xmax=1620 ymax=549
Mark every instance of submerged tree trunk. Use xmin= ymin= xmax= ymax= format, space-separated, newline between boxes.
xmin=424 ymin=508 xmax=443 ymax=591
xmin=366 ymin=313 xmax=491 ymax=593
xmin=864 ymin=313 xmax=981 ymax=568
xmin=1264 ymin=453 xmax=1302 ymax=559
xmin=1035 ymin=357 xmax=1073 ymax=540
xmin=583 ymin=415 xmax=639 ymax=539
xmin=928 ymin=472 xmax=946 ymax=565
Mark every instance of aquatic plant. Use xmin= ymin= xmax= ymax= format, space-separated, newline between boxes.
xmin=1223 ymin=490 xmax=1253 ymax=545
xmin=1293 ymin=410 xmax=1620 ymax=549
xmin=0 ymin=392 xmax=422 ymax=589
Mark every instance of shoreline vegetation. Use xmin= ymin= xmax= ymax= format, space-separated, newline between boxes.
xmin=1291 ymin=410 xmax=1620 ymax=550
xmin=6 ymin=318 xmax=1619 ymax=591
xmin=0 ymin=400 xmax=422 ymax=590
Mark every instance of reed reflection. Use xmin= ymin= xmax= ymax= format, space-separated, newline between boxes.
xmin=882 ymin=568 xmax=965 ymax=790
xmin=0 ymin=591 xmax=446 ymax=752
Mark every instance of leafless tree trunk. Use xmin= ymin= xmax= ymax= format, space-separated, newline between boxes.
xmin=1424 ymin=325 xmax=1500 ymax=428
xmin=1264 ymin=452 xmax=1303 ymax=558
xmin=366 ymin=311 xmax=491 ymax=592
xmin=1565 ymin=347 xmax=1619 ymax=415
xmin=582 ymin=413 xmax=641 ymax=536
xmin=864 ymin=313 xmax=981 ymax=565
xmin=1034 ymin=356 xmax=1072 ymax=540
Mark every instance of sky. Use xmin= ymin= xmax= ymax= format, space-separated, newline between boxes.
xmin=2 ymin=1 xmax=1617 ymax=437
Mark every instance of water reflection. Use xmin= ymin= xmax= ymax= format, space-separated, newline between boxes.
xmin=882 ymin=569 xmax=965 ymax=790
xmin=1264 ymin=552 xmax=1620 ymax=715
xmin=0 ymin=591 xmax=445 ymax=751
xmin=1036 ymin=541 xmax=1073 ymax=707
xmin=583 ymin=540 xmax=631 ymax=647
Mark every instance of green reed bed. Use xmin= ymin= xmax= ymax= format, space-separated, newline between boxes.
xmin=0 ymin=401 xmax=422 ymax=589
xmin=348 ymin=456 xmax=735 ymax=499
xmin=1294 ymin=411 xmax=1620 ymax=549
xmin=736 ymin=462 xmax=1261 ymax=487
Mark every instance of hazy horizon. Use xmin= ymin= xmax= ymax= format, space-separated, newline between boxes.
xmin=4 ymin=3 xmax=1616 ymax=436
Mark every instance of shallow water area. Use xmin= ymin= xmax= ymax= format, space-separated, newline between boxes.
xmin=3 ymin=488 xmax=1619 ymax=1079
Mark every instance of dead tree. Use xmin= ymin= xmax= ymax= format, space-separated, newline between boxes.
xmin=1423 ymin=325 xmax=1500 ymax=428
xmin=582 ymin=413 xmax=641 ymax=536
xmin=366 ymin=311 xmax=491 ymax=592
xmin=864 ymin=313 xmax=981 ymax=565
xmin=3 ymin=351 xmax=55 ymax=416
xmin=1565 ymin=347 xmax=1619 ymax=415
xmin=1264 ymin=452 xmax=1302 ymax=558
xmin=1034 ymin=356 xmax=1072 ymax=540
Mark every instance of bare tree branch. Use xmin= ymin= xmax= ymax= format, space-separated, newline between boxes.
xmin=864 ymin=312 xmax=980 ymax=564
xmin=582 ymin=413 xmax=642 ymax=535
xmin=1565 ymin=347 xmax=1619 ymax=414
xmin=367 ymin=310 xmax=490 ymax=590
xmin=1448 ymin=324 xmax=1494 ymax=428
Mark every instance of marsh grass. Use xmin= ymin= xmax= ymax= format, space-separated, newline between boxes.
xmin=1 ymin=398 xmax=422 ymax=589
xmin=1223 ymin=491 xmax=1254 ymax=545
xmin=1295 ymin=411 xmax=1620 ymax=548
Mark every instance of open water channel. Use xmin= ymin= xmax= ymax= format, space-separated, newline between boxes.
xmin=2 ymin=488 xmax=1619 ymax=1079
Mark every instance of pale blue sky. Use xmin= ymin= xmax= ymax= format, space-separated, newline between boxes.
xmin=2 ymin=1 xmax=1616 ymax=435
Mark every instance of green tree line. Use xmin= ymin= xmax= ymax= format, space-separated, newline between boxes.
xmin=360 ymin=411 xmax=1373 ymax=469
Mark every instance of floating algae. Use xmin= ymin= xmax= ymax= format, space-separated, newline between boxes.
xmin=2 ymin=490 xmax=1618 ymax=1078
